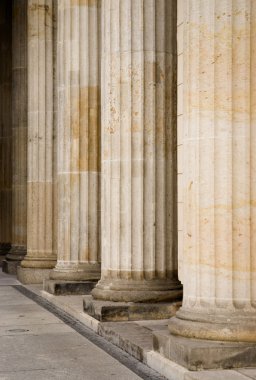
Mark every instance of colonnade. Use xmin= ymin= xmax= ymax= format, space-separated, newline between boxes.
xmin=0 ymin=0 xmax=256 ymax=370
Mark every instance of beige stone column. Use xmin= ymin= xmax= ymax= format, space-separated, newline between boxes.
xmin=48 ymin=0 xmax=101 ymax=289
xmin=167 ymin=0 xmax=256 ymax=370
xmin=92 ymin=0 xmax=181 ymax=302
xmin=0 ymin=0 xmax=12 ymax=258
xmin=3 ymin=0 xmax=27 ymax=274
xmin=18 ymin=0 xmax=56 ymax=284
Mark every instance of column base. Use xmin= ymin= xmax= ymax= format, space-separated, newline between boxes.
xmin=92 ymin=278 xmax=182 ymax=303
xmin=17 ymin=266 xmax=52 ymax=284
xmin=50 ymin=262 xmax=101 ymax=282
xmin=0 ymin=243 xmax=11 ymax=267
xmin=2 ymin=246 xmax=26 ymax=275
xmin=153 ymin=330 xmax=256 ymax=370
xmin=44 ymin=279 xmax=97 ymax=295
xmin=169 ymin=308 xmax=256 ymax=342
xmin=161 ymin=307 xmax=256 ymax=370
xmin=84 ymin=297 xmax=181 ymax=322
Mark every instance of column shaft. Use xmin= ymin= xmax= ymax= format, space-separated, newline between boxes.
xmin=18 ymin=0 xmax=56 ymax=283
xmin=0 ymin=0 xmax=12 ymax=257
xmin=92 ymin=0 xmax=181 ymax=302
xmin=166 ymin=1 xmax=256 ymax=369
xmin=50 ymin=0 xmax=101 ymax=282
xmin=3 ymin=0 xmax=28 ymax=274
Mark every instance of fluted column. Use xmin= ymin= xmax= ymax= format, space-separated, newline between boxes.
xmin=3 ymin=0 xmax=27 ymax=274
xmin=92 ymin=0 xmax=181 ymax=302
xmin=0 ymin=0 xmax=12 ymax=258
xmin=18 ymin=0 xmax=56 ymax=283
xmin=168 ymin=0 xmax=256 ymax=368
xmin=49 ymin=0 xmax=101 ymax=283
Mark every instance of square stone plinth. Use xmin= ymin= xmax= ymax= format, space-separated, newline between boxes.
xmin=153 ymin=330 xmax=256 ymax=371
xmin=17 ymin=267 xmax=52 ymax=284
xmin=84 ymin=298 xmax=181 ymax=322
xmin=44 ymin=280 xmax=97 ymax=295
xmin=2 ymin=260 xmax=20 ymax=275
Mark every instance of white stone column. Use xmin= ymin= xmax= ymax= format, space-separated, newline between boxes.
xmin=49 ymin=0 xmax=101 ymax=283
xmin=18 ymin=0 xmax=56 ymax=283
xmin=3 ymin=0 xmax=27 ymax=274
xmin=168 ymin=0 xmax=256 ymax=362
xmin=92 ymin=0 xmax=181 ymax=302
xmin=0 ymin=0 xmax=12 ymax=257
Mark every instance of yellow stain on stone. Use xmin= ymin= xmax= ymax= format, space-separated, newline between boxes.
xmin=79 ymin=86 xmax=100 ymax=172
xmin=70 ymin=0 xmax=98 ymax=7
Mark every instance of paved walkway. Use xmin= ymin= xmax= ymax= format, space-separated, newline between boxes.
xmin=0 ymin=271 xmax=156 ymax=380
xmin=1 ymin=271 xmax=256 ymax=380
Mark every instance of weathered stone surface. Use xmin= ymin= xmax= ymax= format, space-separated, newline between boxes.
xmin=44 ymin=280 xmax=97 ymax=296
xmin=154 ymin=331 xmax=256 ymax=371
xmin=2 ymin=259 xmax=20 ymax=275
xmin=17 ymin=267 xmax=51 ymax=285
xmin=184 ymin=370 xmax=253 ymax=380
xmin=84 ymin=298 xmax=181 ymax=322
xmin=98 ymin=322 xmax=153 ymax=362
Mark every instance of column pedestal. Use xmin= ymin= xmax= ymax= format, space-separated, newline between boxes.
xmin=84 ymin=297 xmax=181 ymax=322
xmin=2 ymin=246 xmax=26 ymax=275
xmin=153 ymin=332 xmax=256 ymax=371
xmin=17 ymin=267 xmax=53 ymax=285
xmin=0 ymin=243 xmax=11 ymax=268
xmin=88 ymin=279 xmax=182 ymax=321
xmin=45 ymin=263 xmax=100 ymax=295
xmin=92 ymin=278 xmax=182 ymax=303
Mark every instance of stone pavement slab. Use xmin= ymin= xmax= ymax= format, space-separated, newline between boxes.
xmin=39 ymin=286 xmax=256 ymax=380
xmin=237 ymin=369 xmax=256 ymax=379
xmin=0 ymin=303 xmax=63 ymax=326
xmin=184 ymin=370 xmax=251 ymax=380
xmin=0 ymin=278 xmax=147 ymax=379
xmin=0 ymin=272 xmax=20 ymax=286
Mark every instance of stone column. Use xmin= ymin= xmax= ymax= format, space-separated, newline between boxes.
xmin=91 ymin=0 xmax=181 ymax=305
xmin=45 ymin=0 xmax=101 ymax=295
xmin=3 ymin=0 xmax=27 ymax=274
xmin=165 ymin=0 xmax=256 ymax=370
xmin=0 ymin=0 xmax=12 ymax=260
xmin=17 ymin=0 xmax=56 ymax=284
